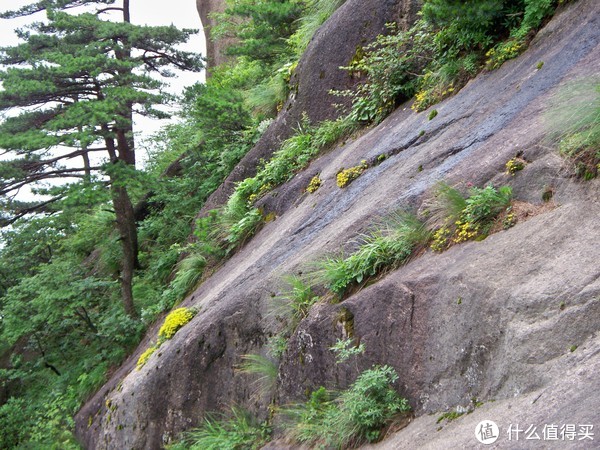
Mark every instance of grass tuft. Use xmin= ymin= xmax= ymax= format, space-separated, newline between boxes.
xmin=312 ymin=212 xmax=429 ymax=296
xmin=237 ymin=354 xmax=279 ymax=397
xmin=168 ymin=408 xmax=271 ymax=450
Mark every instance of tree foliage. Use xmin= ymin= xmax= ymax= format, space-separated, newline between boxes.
xmin=0 ymin=0 xmax=202 ymax=317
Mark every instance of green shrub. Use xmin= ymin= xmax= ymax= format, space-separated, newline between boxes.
xmin=266 ymin=333 xmax=289 ymax=359
xmin=169 ymin=408 xmax=271 ymax=450
xmin=462 ymin=185 xmax=512 ymax=225
xmin=345 ymin=0 xmax=559 ymax=122
xmin=340 ymin=21 xmax=436 ymax=122
xmin=0 ymin=398 xmax=31 ymax=448
xmin=284 ymin=365 xmax=410 ymax=448
xmin=330 ymin=337 xmax=365 ymax=363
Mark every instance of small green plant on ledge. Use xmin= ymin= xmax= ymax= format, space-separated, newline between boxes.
xmin=337 ymin=160 xmax=368 ymax=188
xmin=436 ymin=410 xmax=465 ymax=424
xmin=330 ymin=337 xmax=365 ymax=363
xmin=283 ymin=365 xmax=410 ymax=448
xmin=272 ymin=275 xmax=320 ymax=329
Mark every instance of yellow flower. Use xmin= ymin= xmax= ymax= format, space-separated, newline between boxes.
xmin=431 ymin=227 xmax=452 ymax=252
xmin=306 ymin=175 xmax=322 ymax=193
xmin=336 ymin=161 xmax=368 ymax=188
xmin=136 ymin=345 xmax=158 ymax=370
xmin=453 ymin=221 xmax=479 ymax=243
xmin=158 ymin=307 xmax=196 ymax=340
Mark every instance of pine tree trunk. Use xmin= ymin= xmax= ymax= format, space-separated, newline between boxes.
xmin=105 ymin=132 xmax=139 ymax=319
xmin=112 ymin=183 xmax=138 ymax=319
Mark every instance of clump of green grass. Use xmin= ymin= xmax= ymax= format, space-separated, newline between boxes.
xmin=246 ymin=72 xmax=289 ymax=118
xmin=272 ymin=275 xmax=320 ymax=328
xmin=238 ymin=354 xmax=279 ymax=397
xmin=313 ymin=212 xmax=429 ymax=296
xmin=168 ymin=408 xmax=271 ymax=450
xmin=196 ymin=115 xmax=357 ymax=258
xmin=168 ymin=252 xmax=207 ymax=299
xmin=436 ymin=410 xmax=465 ymax=424
xmin=546 ymin=79 xmax=600 ymax=180
xmin=423 ymin=182 xmax=467 ymax=230
xmin=288 ymin=0 xmax=347 ymax=55
xmin=234 ymin=115 xmax=357 ymax=206
xmin=283 ymin=365 xmax=410 ymax=448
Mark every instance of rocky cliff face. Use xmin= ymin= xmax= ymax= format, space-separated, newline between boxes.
xmin=76 ymin=0 xmax=600 ymax=448
xmin=196 ymin=0 xmax=231 ymax=69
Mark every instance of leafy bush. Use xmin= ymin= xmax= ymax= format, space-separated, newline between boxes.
xmin=169 ymin=408 xmax=271 ymax=450
xmin=340 ymin=21 xmax=436 ymax=122
xmin=462 ymin=185 xmax=513 ymax=225
xmin=330 ymin=337 xmax=365 ymax=363
xmin=284 ymin=365 xmax=410 ymax=448
xmin=345 ymin=0 xmax=559 ymax=122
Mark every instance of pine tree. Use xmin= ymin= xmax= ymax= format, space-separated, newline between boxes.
xmin=0 ymin=0 xmax=203 ymax=317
